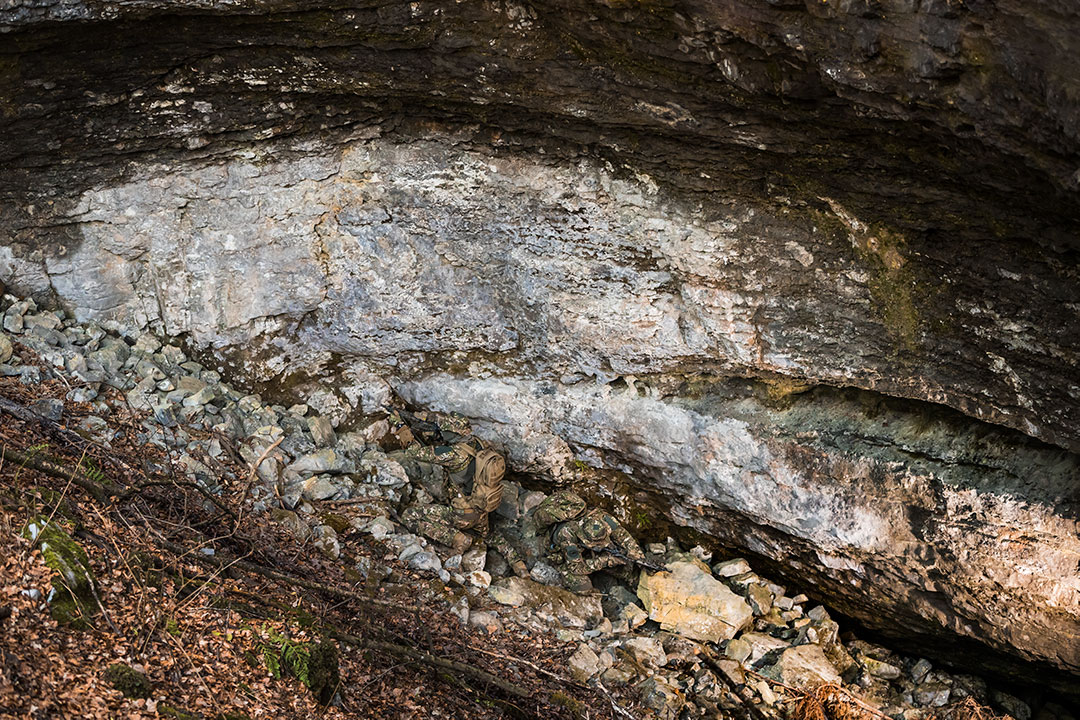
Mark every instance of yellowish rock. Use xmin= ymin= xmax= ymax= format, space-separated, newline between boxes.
xmin=637 ymin=560 xmax=752 ymax=643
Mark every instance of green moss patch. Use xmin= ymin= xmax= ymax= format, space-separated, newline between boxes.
xmin=158 ymin=703 xmax=197 ymax=720
xmin=104 ymin=662 xmax=151 ymax=699
xmin=21 ymin=515 xmax=98 ymax=628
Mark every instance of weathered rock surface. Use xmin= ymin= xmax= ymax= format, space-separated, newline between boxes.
xmin=0 ymin=0 xmax=1078 ymax=695
xmin=490 ymin=576 xmax=604 ymax=629
xmin=637 ymin=560 xmax=754 ymax=643
xmin=762 ymin=645 xmax=842 ymax=689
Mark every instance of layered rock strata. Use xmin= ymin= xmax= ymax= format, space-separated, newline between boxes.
xmin=0 ymin=0 xmax=1078 ymax=693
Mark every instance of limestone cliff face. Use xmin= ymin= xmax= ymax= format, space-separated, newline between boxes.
xmin=1 ymin=0 xmax=1077 ymax=692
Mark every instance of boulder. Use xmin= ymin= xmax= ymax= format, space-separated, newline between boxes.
xmin=621 ymin=637 xmax=668 ymax=669
xmin=637 ymin=561 xmax=753 ymax=643
xmin=568 ymin=644 xmax=601 ymax=682
xmin=288 ymin=449 xmax=354 ymax=476
xmin=308 ymin=415 xmax=336 ymax=448
xmin=762 ymin=645 xmax=842 ymax=689
xmin=636 ymin=676 xmax=684 ymax=720
xmin=739 ymin=632 xmax=790 ymax=665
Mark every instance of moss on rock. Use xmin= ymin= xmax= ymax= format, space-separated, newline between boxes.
xmin=158 ymin=703 xmax=197 ymax=720
xmin=104 ymin=662 xmax=151 ymax=699
xmin=21 ymin=515 xmax=98 ymax=628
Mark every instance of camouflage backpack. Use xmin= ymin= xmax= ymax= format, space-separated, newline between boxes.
xmin=461 ymin=441 xmax=505 ymax=513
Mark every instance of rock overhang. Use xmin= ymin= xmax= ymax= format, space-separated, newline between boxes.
xmin=0 ymin=0 xmax=1078 ymax=695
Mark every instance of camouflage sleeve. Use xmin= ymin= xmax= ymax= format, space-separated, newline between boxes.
xmin=424 ymin=411 xmax=472 ymax=439
xmin=406 ymin=443 xmax=472 ymax=473
xmin=487 ymin=530 xmax=525 ymax=569
xmin=603 ymin=513 xmax=645 ymax=561
xmin=580 ymin=553 xmax=622 ymax=574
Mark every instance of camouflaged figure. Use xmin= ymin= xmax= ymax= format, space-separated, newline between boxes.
xmin=534 ymin=491 xmax=646 ymax=592
xmin=392 ymin=409 xmax=505 ymax=552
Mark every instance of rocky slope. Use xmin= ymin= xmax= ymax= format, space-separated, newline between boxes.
xmin=0 ymin=0 xmax=1078 ymax=695
xmin=0 ymin=296 xmax=1062 ymax=720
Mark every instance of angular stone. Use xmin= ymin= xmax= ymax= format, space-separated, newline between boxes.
xmin=365 ymin=516 xmax=395 ymax=540
xmin=914 ymin=682 xmax=951 ymax=708
xmin=301 ymin=476 xmax=343 ymax=502
xmin=182 ymin=386 xmax=216 ymax=407
xmin=288 ymin=448 xmax=354 ymax=476
xmin=621 ymin=637 xmax=667 ymax=668
xmin=488 ymin=577 xmax=602 ymax=628
xmin=31 ymin=398 xmax=64 ymax=422
xmin=620 ymin=602 xmax=648 ymax=630
xmin=763 ymin=645 xmax=841 ymax=689
xmin=747 ymin=583 xmax=774 ymax=616
xmin=637 ymin=560 xmax=753 ymax=643
xmin=740 ymin=632 xmax=790 ymax=665
xmin=308 ymin=415 xmax=336 ymax=447
xmin=991 ymin=691 xmax=1032 ymax=720
xmin=67 ymin=385 xmax=98 ymax=404
xmin=407 ymin=551 xmax=442 ymax=573
xmin=713 ymin=558 xmax=752 ymax=578
xmin=313 ymin=526 xmax=340 ymax=560
xmin=175 ymin=375 xmax=208 ymax=394
xmin=468 ymin=611 xmax=502 ymax=634
xmin=271 ymin=508 xmax=312 ymax=541
xmin=495 ymin=480 xmax=520 ymax=521
xmin=3 ymin=313 xmax=23 ymax=334
xmin=862 ymin=655 xmax=903 ymax=680
xmin=568 ymin=644 xmax=601 ymax=682
xmin=910 ymin=658 xmax=933 ymax=683
xmin=23 ymin=312 xmax=62 ymax=331
xmin=467 ymin=570 xmax=491 ymax=588
xmin=461 ymin=545 xmax=487 ymax=573
xmin=725 ymin=637 xmax=752 ymax=663
xmin=637 ymin=676 xmax=684 ymax=719
xmin=0 ymin=332 xmax=11 ymax=363
xmin=488 ymin=583 xmax=526 ymax=607
xmin=529 ymin=562 xmax=561 ymax=586
xmin=132 ymin=334 xmax=161 ymax=355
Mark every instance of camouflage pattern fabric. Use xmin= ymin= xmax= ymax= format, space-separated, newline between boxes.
xmin=404 ymin=442 xmax=473 ymax=473
xmin=401 ymin=504 xmax=461 ymax=548
xmin=547 ymin=507 xmax=645 ymax=586
xmin=403 ymin=437 xmax=504 ymax=530
xmin=533 ymin=490 xmax=587 ymax=528
xmin=390 ymin=408 xmax=473 ymax=445
xmin=392 ymin=406 xmax=506 ymax=548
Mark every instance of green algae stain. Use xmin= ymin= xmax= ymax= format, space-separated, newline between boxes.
xmin=857 ymin=224 xmax=921 ymax=352
xmin=818 ymin=198 xmax=923 ymax=354
xmin=21 ymin=515 xmax=98 ymax=628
